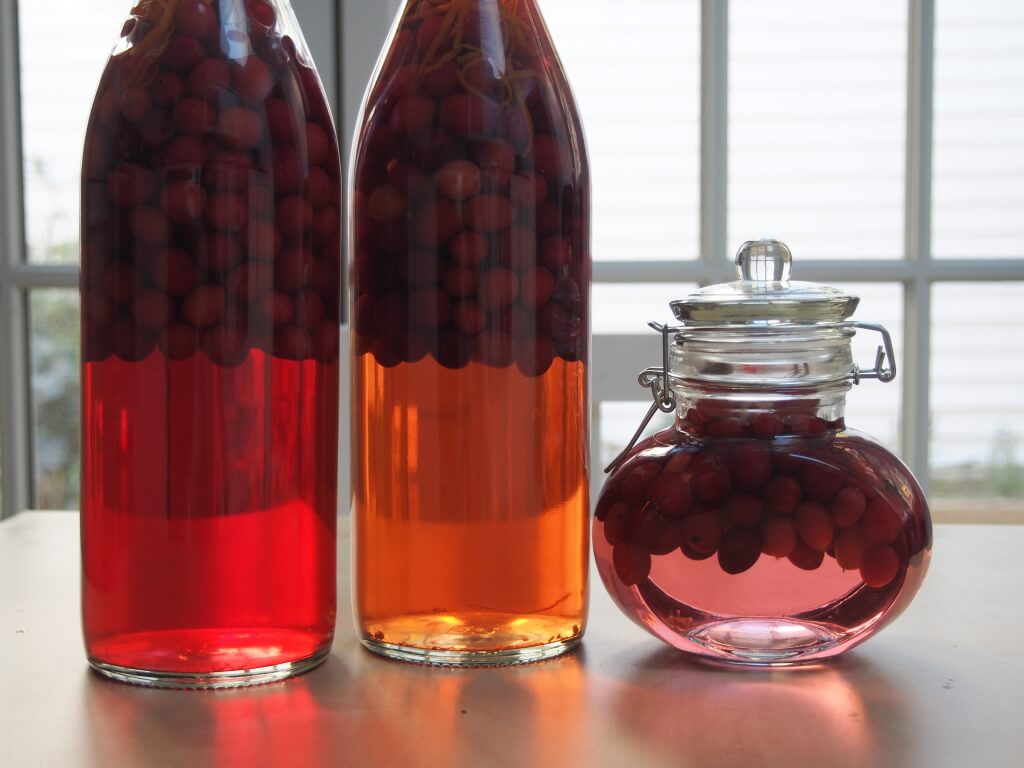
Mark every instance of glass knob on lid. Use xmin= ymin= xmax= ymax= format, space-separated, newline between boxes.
xmin=671 ymin=238 xmax=860 ymax=325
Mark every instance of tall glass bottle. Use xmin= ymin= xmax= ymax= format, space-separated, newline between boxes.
xmin=351 ymin=0 xmax=590 ymax=665
xmin=81 ymin=0 xmax=341 ymax=688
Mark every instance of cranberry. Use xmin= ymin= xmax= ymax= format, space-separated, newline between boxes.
xmin=183 ymin=285 xmax=226 ymax=327
xmin=772 ymin=451 xmax=804 ymax=476
xmin=387 ymin=160 xmax=430 ymax=198
xmin=132 ymin=290 xmax=173 ymax=330
xmin=415 ymin=199 xmax=461 ymax=246
xmin=306 ymin=123 xmax=330 ymax=166
xmin=532 ymin=134 xmax=571 ymax=182
xmin=174 ymin=98 xmax=216 ymax=135
xmin=478 ymin=267 xmax=519 ymax=311
xmin=862 ymin=498 xmax=902 ymax=546
xmin=276 ymin=196 xmax=313 ymax=235
xmin=130 ymin=207 xmax=170 ymax=244
xmin=111 ymin=319 xmax=156 ymax=362
xmin=161 ymin=181 xmax=205 ymax=224
xmin=795 ymin=502 xmax=834 ymax=552
xmin=477 ymin=141 xmax=516 ymax=183
xmin=234 ymin=58 xmax=274 ymax=103
xmin=603 ymin=502 xmax=631 ymax=545
xmin=717 ymin=527 xmax=762 ymax=574
xmin=619 ymin=460 xmax=661 ymax=503
xmin=175 ymin=1 xmax=218 ymax=41
xmin=788 ymin=541 xmax=825 ymax=571
xmin=108 ymin=164 xmax=153 ymax=207
xmin=229 ymin=263 xmax=274 ymax=301
xmin=832 ymin=486 xmax=868 ymax=527
xmin=761 ymin=517 xmax=798 ymax=558
xmin=516 ymin=337 xmax=556 ymax=377
xmin=613 ymin=545 xmax=651 ymax=587
xmin=244 ymin=219 xmax=282 ymax=261
xmin=440 ymin=93 xmax=499 ymax=139
xmin=120 ymin=87 xmax=152 ymax=123
xmin=187 ymin=58 xmax=231 ymax=100
xmin=415 ymin=14 xmax=446 ymax=50
xmin=834 ymin=527 xmax=869 ymax=570
xmin=203 ymin=326 xmax=250 ymax=367
xmin=801 ymin=464 xmax=845 ymax=503
xmin=789 ymin=414 xmax=828 ymax=437
xmin=474 ymin=330 xmax=516 ymax=367
xmin=723 ymin=493 xmax=764 ymax=526
xmin=307 ymin=167 xmax=332 ymax=209
xmin=541 ymin=236 xmax=572 ymax=270
xmin=443 ymin=266 xmax=479 ymax=299
xmin=646 ymin=472 xmax=692 ymax=518
xmin=449 ymin=231 xmax=487 ymax=266
xmin=520 ymin=267 xmax=555 ymax=308
xmin=678 ymin=512 xmax=721 ymax=557
xmin=422 ymin=60 xmax=459 ymax=98
xmin=205 ymin=152 xmax=252 ymax=192
xmin=312 ymin=207 xmax=339 ymax=241
xmin=275 ymin=246 xmax=312 ymax=291
xmin=159 ymin=323 xmax=199 ymax=360
xmin=217 ymin=107 xmax=264 ymax=149
xmin=729 ymin=443 xmax=772 ymax=490
xmin=763 ymin=476 xmax=801 ymax=515
xmin=692 ymin=464 xmax=731 ymax=504
xmin=149 ymin=249 xmax=198 ymax=296
xmin=435 ymin=161 xmax=482 ymax=200
xmin=85 ymin=294 xmax=115 ymax=328
xmin=634 ymin=508 xmax=682 ymax=556
xmin=465 ymin=194 xmax=513 ymax=233
xmin=367 ymin=185 xmax=406 ymax=223
xmin=162 ymin=36 xmax=205 ymax=74
xmin=390 ymin=96 xmax=436 ymax=137
xmin=536 ymin=201 xmax=562 ymax=236
xmin=410 ymin=287 xmax=451 ymax=328
xmin=860 ymin=545 xmax=900 ymax=588
xmin=751 ymin=412 xmax=785 ymax=439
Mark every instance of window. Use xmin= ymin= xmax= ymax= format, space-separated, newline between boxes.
xmin=2 ymin=0 xmax=1022 ymax=520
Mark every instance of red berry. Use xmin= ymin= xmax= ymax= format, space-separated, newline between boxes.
xmin=187 ymin=58 xmax=230 ymax=100
xmin=449 ymin=231 xmax=487 ymax=266
xmin=275 ymin=246 xmax=312 ymax=291
xmin=307 ymin=167 xmax=332 ymax=209
xmin=422 ymin=60 xmax=459 ymax=98
xmin=443 ymin=267 xmax=479 ymax=299
xmin=541 ymin=236 xmax=572 ymax=270
xmin=532 ymin=134 xmax=571 ymax=182
xmin=619 ymin=460 xmax=661 ymax=503
xmin=862 ymin=497 xmax=903 ymax=545
xmin=228 ymin=263 xmax=274 ymax=302
xmin=834 ymin=527 xmax=869 ymax=570
xmin=795 ymin=502 xmax=834 ymax=552
xmin=205 ymin=152 xmax=252 ymax=192
xmin=132 ymin=290 xmax=173 ymax=330
xmin=832 ymin=486 xmax=868 ymax=527
xmin=162 ymin=36 xmax=204 ymax=73
xmin=108 ymin=164 xmax=153 ymax=207
xmin=367 ymin=185 xmax=405 ymax=223
xmin=751 ymin=412 xmax=785 ymax=439
xmin=692 ymin=464 xmax=731 ymax=504
xmin=509 ymin=171 xmax=548 ymax=208
xmin=681 ymin=512 xmax=723 ymax=556
xmin=860 ymin=545 xmax=900 ymax=588
xmin=723 ymin=493 xmax=764 ymax=526
xmin=635 ymin=508 xmax=682 ymax=556
xmin=121 ymin=87 xmax=152 ymax=122
xmin=306 ymin=122 xmax=331 ymax=166
xmin=440 ymin=92 xmax=498 ymax=139
xmin=175 ymin=0 xmax=217 ymax=40
xmin=761 ymin=517 xmax=798 ymax=558
xmin=390 ymin=96 xmax=436 ymax=137
xmin=410 ymin=288 xmax=451 ymax=328
xmin=801 ymin=464 xmax=845 ymax=502
xmin=218 ymin=107 xmax=264 ymax=150
xmin=275 ymin=325 xmax=313 ymax=361
xmin=453 ymin=301 xmax=487 ymax=334
xmin=788 ymin=541 xmax=825 ymax=571
xmin=276 ymin=196 xmax=313 ymax=235
xmin=414 ymin=199 xmax=461 ymax=246
xmin=161 ymin=180 xmax=205 ymax=223
xmin=206 ymin=193 xmax=248 ymax=232
xmin=234 ymin=57 xmax=274 ymax=103
xmin=465 ymin=194 xmax=513 ymax=233
xmin=729 ymin=443 xmax=772 ymax=490
xmin=174 ymin=97 xmax=215 ymax=135
xmin=613 ymin=545 xmax=651 ymax=587
xmin=663 ymin=451 xmax=693 ymax=474
xmin=130 ymin=207 xmax=169 ymax=244
xmin=789 ymin=414 xmax=828 ymax=437
xmin=159 ymin=323 xmax=199 ymax=360
xmin=266 ymin=98 xmax=296 ymax=142
xmin=646 ymin=472 xmax=692 ymax=518
xmin=603 ymin=502 xmax=631 ymax=545
xmin=435 ymin=161 xmax=482 ymax=200
xmin=477 ymin=141 xmax=516 ymax=182
xmin=763 ymin=476 xmax=802 ymax=515
xmin=474 ymin=330 xmax=516 ymax=367
xmin=203 ymin=325 xmax=250 ymax=367
xmin=149 ymin=249 xmax=198 ymax=296
xmin=183 ymin=285 xmax=226 ymax=327
xmin=516 ymin=337 xmax=557 ymax=378
xmin=707 ymin=417 xmax=748 ymax=438
xmin=478 ymin=267 xmax=519 ymax=311
xmin=718 ymin=527 xmax=762 ymax=574
xmin=520 ymin=267 xmax=555 ymax=308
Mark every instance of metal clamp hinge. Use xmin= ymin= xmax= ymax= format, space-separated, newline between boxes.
xmin=604 ymin=322 xmax=679 ymax=474
xmin=850 ymin=321 xmax=897 ymax=384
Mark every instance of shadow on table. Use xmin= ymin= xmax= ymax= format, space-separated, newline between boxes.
xmin=592 ymin=644 xmax=923 ymax=768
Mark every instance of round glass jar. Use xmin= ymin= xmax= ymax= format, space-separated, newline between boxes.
xmin=593 ymin=240 xmax=932 ymax=665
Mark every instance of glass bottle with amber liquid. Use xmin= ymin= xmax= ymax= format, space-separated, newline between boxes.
xmin=350 ymin=0 xmax=590 ymax=665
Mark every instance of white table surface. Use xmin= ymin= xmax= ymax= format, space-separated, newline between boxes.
xmin=1 ymin=512 xmax=1022 ymax=768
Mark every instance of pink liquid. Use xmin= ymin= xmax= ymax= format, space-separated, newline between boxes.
xmin=81 ymin=350 xmax=337 ymax=674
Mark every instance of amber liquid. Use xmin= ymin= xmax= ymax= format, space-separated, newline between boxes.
xmin=354 ymin=352 xmax=588 ymax=656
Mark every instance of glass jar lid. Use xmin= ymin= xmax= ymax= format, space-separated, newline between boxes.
xmin=671 ymin=239 xmax=860 ymax=325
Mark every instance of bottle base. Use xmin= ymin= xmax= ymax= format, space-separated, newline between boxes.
xmin=360 ymin=635 xmax=581 ymax=667
xmin=685 ymin=618 xmax=845 ymax=666
xmin=87 ymin=646 xmax=331 ymax=689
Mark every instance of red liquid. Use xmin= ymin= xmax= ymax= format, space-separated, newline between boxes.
xmin=594 ymin=414 xmax=932 ymax=665
xmin=82 ymin=350 xmax=337 ymax=673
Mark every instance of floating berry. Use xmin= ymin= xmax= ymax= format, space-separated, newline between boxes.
xmin=681 ymin=512 xmax=723 ymax=557
xmin=692 ymin=464 xmax=731 ymax=504
xmin=723 ymin=493 xmax=764 ymax=526
xmin=832 ymin=486 xmax=867 ymax=527
xmin=603 ymin=502 xmax=631 ymax=545
xmin=619 ymin=460 xmax=661 ymax=503
xmin=717 ymin=527 xmax=762 ymax=575
xmin=751 ymin=412 xmax=784 ymax=439
xmin=449 ymin=231 xmax=487 ymax=266
xmin=436 ymin=161 xmax=482 ymax=201
xmin=862 ymin=498 xmax=903 ymax=545
xmin=795 ymin=502 xmax=834 ymax=552
xmin=834 ymin=526 xmax=869 ymax=570
xmin=860 ymin=545 xmax=900 ymax=588
xmin=729 ymin=443 xmax=772 ymax=490
xmin=761 ymin=517 xmax=798 ymax=558
xmin=646 ymin=472 xmax=692 ymax=519
xmin=183 ymin=285 xmax=226 ymax=327
xmin=801 ymin=464 xmax=845 ymax=503
xmin=159 ymin=323 xmax=199 ymax=360
xmin=788 ymin=541 xmax=825 ymax=571
xmin=763 ymin=476 xmax=801 ymax=515
xmin=613 ymin=545 xmax=651 ymax=587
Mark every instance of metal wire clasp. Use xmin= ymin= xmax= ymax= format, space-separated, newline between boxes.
xmin=604 ymin=322 xmax=679 ymax=473
xmin=850 ymin=321 xmax=897 ymax=384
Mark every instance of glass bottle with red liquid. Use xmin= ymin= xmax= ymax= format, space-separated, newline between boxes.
xmin=80 ymin=0 xmax=341 ymax=688
xmin=350 ymin=0 xmax=590 ymax=665
xmin=595 ymin=240 xmax=932 ymax=665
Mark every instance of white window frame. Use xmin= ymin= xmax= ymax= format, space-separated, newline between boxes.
xmin=2 ymin=0 xmax=1023 ymax=519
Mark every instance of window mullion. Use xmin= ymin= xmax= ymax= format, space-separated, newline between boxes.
xmin=0 ymin=0 xmax=32 ymax=517
xmin=902 ymin=0 xmax=936 ymax=491
xmin=700 ymin=0 xmax=729 ymax=285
